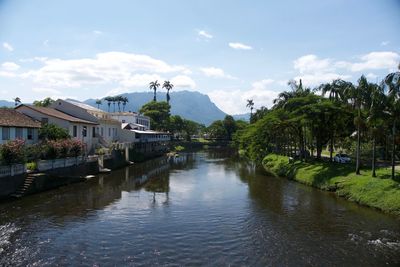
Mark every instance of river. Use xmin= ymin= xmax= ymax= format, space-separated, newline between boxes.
xmin=0 ymin=150 xmax=399 ymax=266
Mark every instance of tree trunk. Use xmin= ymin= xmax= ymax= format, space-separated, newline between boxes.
xmin=392 ymin=120 xmax=396 ymax=180
xmin=372 ymin=135 xmax=376 ymax=177
xmin=356 ymin=108 xmax=361 ymax=175
xmin=329 ymin=131 xmax=334 ymax=162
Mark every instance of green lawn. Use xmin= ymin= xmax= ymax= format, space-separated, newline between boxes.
xmin=262 ymin=154 xmax=400 ymax=216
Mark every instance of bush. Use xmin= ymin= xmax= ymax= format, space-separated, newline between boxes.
xmin=0 ymin=139 xmax=26 ymax=165
xmin=39 ymin=123 xmax=70 ymax=140
xmin=42 ymin=139 xmax=84 ymax=159
xmin=26 ymin=162 xmax=37 ymax=171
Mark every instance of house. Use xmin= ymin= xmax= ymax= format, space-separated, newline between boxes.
xmin=0 ymin=108 xmax=41 ymax=145
xmin=110 ymin=112 xmax=151 ymax=130
xmin=50 ymin=99 xmax=121 ymax=145
xmin=15 ymin=105 xmax=99 ymax=151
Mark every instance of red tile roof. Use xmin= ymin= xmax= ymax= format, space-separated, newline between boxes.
xmin=0 ymin=108 xmax=41 ymax=128
xmin=16 ymin=105 xmax=98 ymax=125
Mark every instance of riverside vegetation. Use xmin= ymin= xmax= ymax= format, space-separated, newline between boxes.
xmin=234 ymin=67 xmax=400 ymax=215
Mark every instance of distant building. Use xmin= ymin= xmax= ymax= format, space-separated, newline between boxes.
xmin=15 ymin=105 xmax=99 ymax=150
xmin=0 ymin=108 xmax=41 ymax=145
xmin=51 ymin=99 xmax=121 ymax=146
xmin=110 ymin=112 xmax=151 ymax=131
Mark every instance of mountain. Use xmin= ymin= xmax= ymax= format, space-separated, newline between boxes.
xmin=0 ymin=100 xmax=14 ymax=107
xmin=232 ymin=113 xmax=250 ymax=121
xmin=84 ymin=90 xmax=227 ymax=125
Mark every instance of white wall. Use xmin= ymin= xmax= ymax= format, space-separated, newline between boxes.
xmin=0 ymin=126 xmax=38 ymax=145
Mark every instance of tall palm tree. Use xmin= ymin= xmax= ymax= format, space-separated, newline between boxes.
xmin=104 ymin=96 xmax=112 ymax=112
xmin=13 ymin=97 xmax=21 ymax=106
xmin=384 ymin=64 xmax=400 ymax=180
xmin=112 ymin=96 xmax=117 ymax=112
xmin=367 ymin=83 xmax=386 ymax=177
xmin=95 ymin=99 xmax=102 ymax=109
xmin=319 ymin=79 xmax=352 ymax=103
xmin=149 ymin=80 xmax=160 ymax=101
xmin=122 ymin=97 xmax=129 ymax=112
xmin=116 ymin=96 xmax=123 ymax=112
xmin=246 ymin=99 xmax=254 ymax=119
xmin=163 ymin=80 xmax=174 ymax=104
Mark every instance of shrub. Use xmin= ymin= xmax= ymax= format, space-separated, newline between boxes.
xmin=0 ymin=139 xmax=26 ymax=165
xmin=26 ymin=162 xmax=37 ymax=171
xmin=39 ymin=123 xmax=70 ymax=140
xmin=69 ymin=139 xmax=84 ymax=157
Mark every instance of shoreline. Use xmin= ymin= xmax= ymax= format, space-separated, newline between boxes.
xmin=262 ymin=154 xmax=400 ymax=217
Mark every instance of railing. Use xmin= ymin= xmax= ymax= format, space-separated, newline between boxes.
xmin=0 ymin=164 xmax=27 ymax=178
xmin=37 ymin=156 xmax=84 ymax=172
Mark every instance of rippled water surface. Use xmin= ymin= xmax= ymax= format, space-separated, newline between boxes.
xmin=0 ymin=150 xmax=399 ymax=266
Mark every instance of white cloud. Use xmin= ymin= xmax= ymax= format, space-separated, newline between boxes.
xmin=93 ymin=30 xmax=103 ymax=35
xmin=209 ymin=79 xmax=279 ymax=114
xmin=348 ymin=51 xmax=400 ymax=72
xmin=199 ymin=67 xmax=236 ymax=79
xmin=32 ymin=87 xmax=62 ymax=94
xmin=294 ymin=73 xmax=351 ymax=86
xmin=21 ymin=51 xmax=192 ymax=88
xmin=43 ymin=40 xmax=49 ymax=47
xmin=3 ymin=42 xmax=14 ymax=51
xmin=171 ymin=75 xmax=196 ymax=89
xmin=120 ymin=73 xmax=162 ymax=88
xmin=0 ymin=71 xmax=17 ymax=78
xmin=228 ymin=42 xmax=253 ymax=50
xmin=2 ymin=62 xmax=20 ymax=71
xmin=198 ymin=30 xmax=212 ymax=39
xmin=366 ymin=73 xmax=378 ymax=80
xmin=381 ymin=41 xmax=389 ymax=46
xmin=294 ymin=55 xmax=332 ymax=74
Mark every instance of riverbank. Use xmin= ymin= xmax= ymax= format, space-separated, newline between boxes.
xmin=262 ymin=154 xmax=400 ymax=216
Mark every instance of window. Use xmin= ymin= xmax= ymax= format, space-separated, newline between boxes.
xmin=82 ymin=126 xmax=87 ymax=137
xmin=122 ymin=119 xmax=126 ymax=123
xmin=2 ymin=127 xmax=10 ymax=140
xmin=108 ymin=128 xmax=111 ymax=137
xmin=15 ymin=128 xmax=23 ymax=139
xmin=92 ymin=126 xmax=96 ymax=137
xmin=101 ymin=127 xmax=104 ymax=136
xmin=27 ymin=128 xmax=33 ymax=140
xmin=73 ymin=126 xmax=77 ymax=137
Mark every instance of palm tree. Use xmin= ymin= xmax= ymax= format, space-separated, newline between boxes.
xmin=367 ymin=83 xmax=386 ymax=177
xmin=246 ymin=99 xmax=254 ymax=119
xmin=163 ymin=80 xmax=174 ymax=104
xmin=95 ymin=99 xmax=102 ymax=109
xmin=149 ymin=80 xmax=160 ymax=101
xmin=111 ymin=96 xmax=117 ymax=112
xmin=13 ymin=97 xmax=21 ymax=106
xmin=116 ymin=96 xmax=123 ymax=112
xmin=319 ymin=79 xmax=352 ymax=103
xmin=384 ymin=64 xmax=400 ymax=180
xmin=104 ymin=96 xmax=112 ymax=112
xmin=122 ymin=97 xmax=129 ymax=112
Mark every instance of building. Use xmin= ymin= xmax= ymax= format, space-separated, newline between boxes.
xmin=0 ymin=108 xmax=41 ymax=145
xmin=110 ymin=112 xmax=151 ymax=131
xmin=15 ymin=105 xmax=98 ymax=151
xmin=51 ymin=99 xmax=121 ymax=145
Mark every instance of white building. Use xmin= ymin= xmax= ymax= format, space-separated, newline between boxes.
xmin=110 ymin=112 xmax=151 ymax=131
xmin=51 ymin=99 xmax=121 ymax=146
xmin=15 ymin=105 xmax=99 ymax=151
xmin=0 ymin=108 xmax=41 ymax=145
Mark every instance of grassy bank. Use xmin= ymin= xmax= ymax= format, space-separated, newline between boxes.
xmin=262 ymin=154 xmax=400 ymax=216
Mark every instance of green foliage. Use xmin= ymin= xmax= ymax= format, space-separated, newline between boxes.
xmin=140 ymin=101 xmax=171 ymax=130
xmin=26 ymin=162 xmax=37 ymax=171
xmin=33 ymin=97 xmax=55 ymax=107
xmin=174 ymin=145 xmax=185 ymax=152
xmin=0 ymin=139 xmax=26 ymax=165
xmin=39 ymin=123 xmax=70 ymax=140
xmin=262 ymin=154 xmax=400 ymax=215
xmin=42 ymin=139 xmax=84 ymax=159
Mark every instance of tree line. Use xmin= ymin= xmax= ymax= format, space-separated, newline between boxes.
xmin=235 ymin=66 xmax=400 ymax=180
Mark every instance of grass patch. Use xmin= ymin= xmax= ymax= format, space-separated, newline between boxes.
xmin=262 ymin=154 xmax=400 ymax=216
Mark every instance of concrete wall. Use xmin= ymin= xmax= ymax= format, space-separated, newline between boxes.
xmin=0 ymin=174 xmax=26 ymax=199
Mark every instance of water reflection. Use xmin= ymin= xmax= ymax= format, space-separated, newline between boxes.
xmin=0 ymin=150 xmax=398 ymax=266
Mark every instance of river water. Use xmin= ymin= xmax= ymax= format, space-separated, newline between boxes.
xmin=0 ymin=150 xmax=399 ymax=266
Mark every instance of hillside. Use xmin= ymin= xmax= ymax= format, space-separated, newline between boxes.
xmin=84 ymin=91 xmax=227 ymax=125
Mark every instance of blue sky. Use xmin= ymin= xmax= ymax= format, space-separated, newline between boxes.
xmin=0 ymin=0 xmax=399 ymax=114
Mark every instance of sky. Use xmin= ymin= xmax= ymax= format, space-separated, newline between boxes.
xmin=0 ymin=0 xmax=399 ymax=114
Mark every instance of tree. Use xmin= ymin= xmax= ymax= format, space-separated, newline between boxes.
xmin=246 ymin=99 xmax=254 ymax=120
xmin=33 ymin=97 xmax=55 ymax=107
xmin=139 ymin=101 xmax=171 ymax=130
xmin=223 ymin=115 xmax=237 ymax=140
xmin=163 ymin=81 xmax=174 ymax=104
xmin=95 ymin=99 xmax=102 ymax=109
xmin=122 ymin=97 xmax=129 ymax=111
xmin=13 ymin=97 xmax=21 ymax=107
xmin=116 ymin=96 xmax=123 ymax=112
xmin=149 ymin=80 xmax=160 ymax=102
xmin=384 ymin=64 xmax=400 ymax=180
xmin=104 ymin=96 xmax=112 ymax=112
xmin=39 ymin=123 xmax=70 ymax=140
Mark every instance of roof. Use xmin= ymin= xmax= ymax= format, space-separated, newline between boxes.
xmin=16 ymin=105 xmax=98 ymax=125
xmin=131 ymin=129 xmax=171 ymax=135
xmin=63 ymin=99 xmax=105 ymax=113
xmin=0 ymin=108 xmax=41 ymax=128
xmin=110 ymin=112 xmax=138 ymax=116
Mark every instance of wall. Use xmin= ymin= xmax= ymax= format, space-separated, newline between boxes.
xmin=0 ymin=174 xmax=26 ymax=199
xmin=0 ymin=126 xmax=38 ymax=145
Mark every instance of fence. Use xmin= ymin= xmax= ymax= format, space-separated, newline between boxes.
xmin=0 ymin=164 xmax=27 ymax=178
xmin=37 ymin=156 xmax=85 ymax=172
